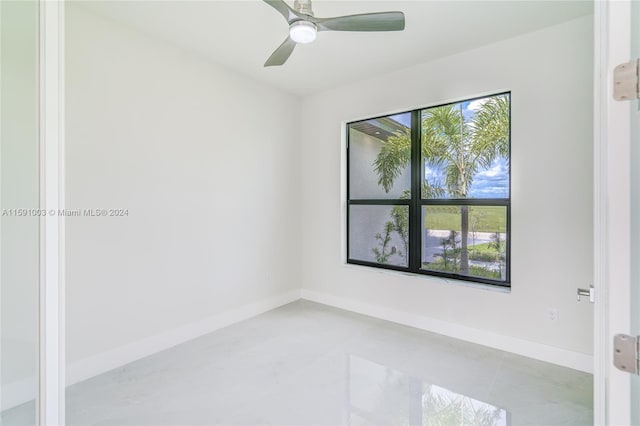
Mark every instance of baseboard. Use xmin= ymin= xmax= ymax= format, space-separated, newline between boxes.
xmin=1 ymin=376 xmax=36 ymax=413
xmin=66 ymin=289 xmax=301 ymax=386
xmin=300 ymin=289 xmax=593 ymax=374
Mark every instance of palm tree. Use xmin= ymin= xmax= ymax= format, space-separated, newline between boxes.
xmin=374 ymin=95 xmax=509 ymax=274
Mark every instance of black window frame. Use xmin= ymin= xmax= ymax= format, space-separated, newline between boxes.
xmin=346 ymin=92 xmax=511 ymax=288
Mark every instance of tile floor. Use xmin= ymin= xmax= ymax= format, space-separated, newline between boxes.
xmin=2 ymin=300 xmax=593 ymax=425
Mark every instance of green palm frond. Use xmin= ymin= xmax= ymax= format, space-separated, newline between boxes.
xmin=422 ymin=180 xmax=446 ymax=198
xmin=373 ymin=128 xmax=411 ymax=193
xmin=421 ymin=104 xmax=463 ymax=166
xmin=471 ymin=94 xmax=510 ymax=166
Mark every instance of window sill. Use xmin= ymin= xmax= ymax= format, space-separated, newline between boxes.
xmin=341 ymin=262 xmax=511 ymax=294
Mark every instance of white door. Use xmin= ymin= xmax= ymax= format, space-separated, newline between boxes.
xmin=599 ymin=1 xmax=640 ymax=425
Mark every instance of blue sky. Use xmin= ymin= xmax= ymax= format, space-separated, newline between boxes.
xmin=424 ymin=157 xmax=509 ymax=198
xmin=389 ymin=112 xmax=411 ymax=127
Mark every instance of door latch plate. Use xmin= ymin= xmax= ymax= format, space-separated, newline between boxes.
xmin=614 ymin=59 xmax=640 ymax=101
xmin=613 ymin=334 xmax=639 ymax=375
xmin=576 ymin=286 xmax=595 ymax=303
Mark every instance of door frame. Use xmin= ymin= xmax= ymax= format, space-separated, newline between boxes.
xmin=38 ymin=0 xmax=65 ymax=424
xmin=594 ymin=1 xmax=633 ymax=425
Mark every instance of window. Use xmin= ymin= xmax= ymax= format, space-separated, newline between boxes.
xmin=347 ymin=93 xmax=510 ymax=287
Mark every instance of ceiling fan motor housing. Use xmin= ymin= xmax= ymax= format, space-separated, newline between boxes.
xmin=293 ymin=0 xmax=314 ymax=17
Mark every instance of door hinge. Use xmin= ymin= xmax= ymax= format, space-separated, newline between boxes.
xmin=613 ymin=334 xmax=639 ymax=375
xmin=614 ymin=59 xmax=640 ymax=101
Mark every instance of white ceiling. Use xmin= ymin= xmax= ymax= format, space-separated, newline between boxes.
xmin=79 ymin=0 xmax=593 ymax=96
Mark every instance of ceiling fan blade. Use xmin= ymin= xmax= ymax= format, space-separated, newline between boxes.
xmin=262 ymin=0 xmax=299 ymax=23
xmin=264 ymin=37 xmax=297 ymax=67
xmin=313 ymin=11 xmax=405 ymax=32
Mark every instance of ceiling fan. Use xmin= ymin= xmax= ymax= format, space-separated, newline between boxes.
xmin=262 ymin=0 xmax=405 ymax=67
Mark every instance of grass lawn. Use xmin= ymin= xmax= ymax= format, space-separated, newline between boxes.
xmin=424 ymin=205 xmax=506 ymax=233
xmin=468 ymin=242 xmax=506 ymax=261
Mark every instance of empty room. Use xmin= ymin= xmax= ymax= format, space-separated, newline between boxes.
xmin=1 ymin=0 xmax=639 ymax=425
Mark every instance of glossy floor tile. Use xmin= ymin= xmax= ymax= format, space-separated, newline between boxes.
xmin=3 ymin=300 xmax=593 ymax=425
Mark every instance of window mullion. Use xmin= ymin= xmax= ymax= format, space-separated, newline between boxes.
xmin=409 ymin=110 xmax=422 ymax=271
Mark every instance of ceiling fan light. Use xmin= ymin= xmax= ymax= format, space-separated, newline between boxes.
xmin=289 ymin=21 xmax=317 ymax=44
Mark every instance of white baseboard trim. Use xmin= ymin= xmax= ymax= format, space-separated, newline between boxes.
xmin=66 ymin=289 xmax=301 ymax=387
xmin=1 ymin=376 xmax=36 ymax=412
xmin=301 ymin=289 xmax=593 ymax=374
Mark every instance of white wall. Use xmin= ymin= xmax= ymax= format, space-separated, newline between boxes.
xmin=300 ymin=16 xmax=594 ymax=365
xmin=65 ymin=5 xmax=301 ymax=375
xmin=0 ymin=0 xmax=39 ymax=412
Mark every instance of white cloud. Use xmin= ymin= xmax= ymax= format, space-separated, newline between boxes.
xmin=466 ymin=98 xmax=489 ymax=112
xmin=477 ymin=163 xmax=503 ymax=178
xmin=424 ymin=166 xmax=434 ymax=177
